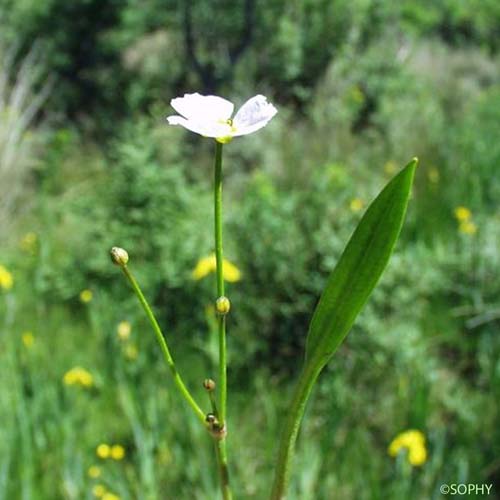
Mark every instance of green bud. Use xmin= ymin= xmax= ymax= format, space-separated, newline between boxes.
xmin=215 ymin=296 xmax=231 ymax=315
xmin=205 ymin=413 xmax=217 ymax=424
xmin=205 ymin=413 xmax=227 ymax=440
xmin=110 ymin=247 xmax=129 ymax=266
xmin=203 ymin=379 xmax=216 ymax=391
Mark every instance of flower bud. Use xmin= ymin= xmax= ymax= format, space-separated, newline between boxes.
xmin=203 ymin=378 xmax=216 ymax=391
xmin=205 ymin=413 xmax=217 ymax=424
xmin=110 ymin=247 xmax=129 ymax=266
xmin=215 ymin=296 xmax=231 ymax=315
xmin=205 ymin=413 xmax=227 ymax=440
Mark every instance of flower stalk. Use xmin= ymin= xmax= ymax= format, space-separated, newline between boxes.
xmin=214 ymin=440 xmax=232 ymax=500
xmin=214 ymin=141 xmax=227 ymax=424
xmin=213 ymin=140 xmax=232 ymax=500
xmin=114 ymin=253 xmax=206 ymax=425
xmin=111 ymin=93 xmax=277 ymax=500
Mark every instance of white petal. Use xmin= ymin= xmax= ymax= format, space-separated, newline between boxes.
xmin=167 ymin=115 xmax=233 ymax=138
xmin=170 ymin=93 xmax=234 ymax=121
xmin=167 ymin=115 xmax=207 ymax=136
xmin=232 ymin=119 xmax=275 ymax=137
xmin=232 ymin=95 xmax=278 ymax=134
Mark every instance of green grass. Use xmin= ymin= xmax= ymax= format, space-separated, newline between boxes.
xmin=1 ymin=211 xmax=498 ymax=500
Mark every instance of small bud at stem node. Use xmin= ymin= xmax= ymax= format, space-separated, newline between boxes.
xmin=215 ymin=296 xmax=231 ymax=315
xmin=203 ymin=379 xmax=216 ymax=391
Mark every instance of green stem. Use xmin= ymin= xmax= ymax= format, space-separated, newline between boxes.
xmin=270 ymin=362 xmax=323 ymax=500
xmin=120 ymin=264 xmax=206 ymax=424
xmin=214 ymin=141 xmax=227 ymax=424
xmin=214 ymin=440 xmax=232 ymax=500
xmin=208 ymin=390 xmax=219 ymax=417
xmin=213 ymin=140 xmax=232 ymax=500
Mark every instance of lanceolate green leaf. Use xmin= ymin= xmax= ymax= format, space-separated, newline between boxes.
xmin=305 ymin=158 xmax=418 ymax=369
xmin=270 ymin=159 xmax=417 ymax=500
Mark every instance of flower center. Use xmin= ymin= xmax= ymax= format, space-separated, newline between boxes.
xmin=217 ymin=118 xmax=236 ymax=131
xmin=215 ymin=118 xmax=237 ymax=143
xmin=226 ymin=119 xmax=237 ymax=133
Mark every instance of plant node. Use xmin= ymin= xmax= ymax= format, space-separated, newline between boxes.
xmin=206 ymin=413 xmax=227 ymax=440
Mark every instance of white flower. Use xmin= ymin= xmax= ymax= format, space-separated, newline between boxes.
xmin=167 ymin=93 xmax=277 ymax=143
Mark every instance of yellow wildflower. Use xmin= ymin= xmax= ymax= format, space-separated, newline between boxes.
xmin=110 ymin=444 xmax=125 ymax=460
xmin=192 ymin=254 xmax=216 ymax=280
xmin=454 ymin=206 xmax=472 ymax=222
xmin=388 ymin=429 xmax=427 ymax=466
xmin=221 ymin=259 xmax=241 ymax=282
xmin=191 ymin=254 xmax=241 ymax=282
xmin=22 ymin=331 xmax=35 ymax=348
xmin=20 ymin=232 xmax=37 ymax=253
xmin=116 ymin=321 xmax=131 ymax=341
xmin=63 ymin=367 xmax=94 ymax=388
xmin=384 ymin=161 xmax=397 ymax=175
xmin=96 ymin=443 xmax=111 ymax=459
xmin=124 ymin=344 xmax=138 ymax=361
xmin=80 ymin=289 xmax=93 ymax=303
xmin=92 ymin=484 xmax=106 ymax=498
xmin=0 ymin=265 xmax=13 ymax=290
xmin=349 ymin=198 xmax=364 ymax=212
xmin=408 ymin=443 xmax=427 ymax=466
xmin=102 ymin=493 xmax=120 ymax=500
xmin=88 ymin=465 xmax=101 ymax=479
xmin=459 ymin=221 xmax=477 ymax=235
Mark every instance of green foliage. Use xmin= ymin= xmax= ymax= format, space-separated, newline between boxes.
xmin=0 ymin=0 xmax=127 ymax=125
xmin=2 ymin=0 xmax=499 ymax=124
xmin=401 ymin=0 xmax=500 ymax=50
xmin=1 ymin=0 xmax=500 ymax=498
xmin=449 ymin=86 xmax=500 ymax=207
xmin=35 ymin=120 xmax=210 ymax=301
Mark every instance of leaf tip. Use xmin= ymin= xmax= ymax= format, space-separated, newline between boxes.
xmin=410 ymin=157 xmax=419 ymax=167
xmin=402 ymin=157 xmax=418 ymax=182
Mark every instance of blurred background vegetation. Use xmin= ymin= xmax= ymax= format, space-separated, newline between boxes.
xmin=0 ymin=0 xmax=499 ymax=498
